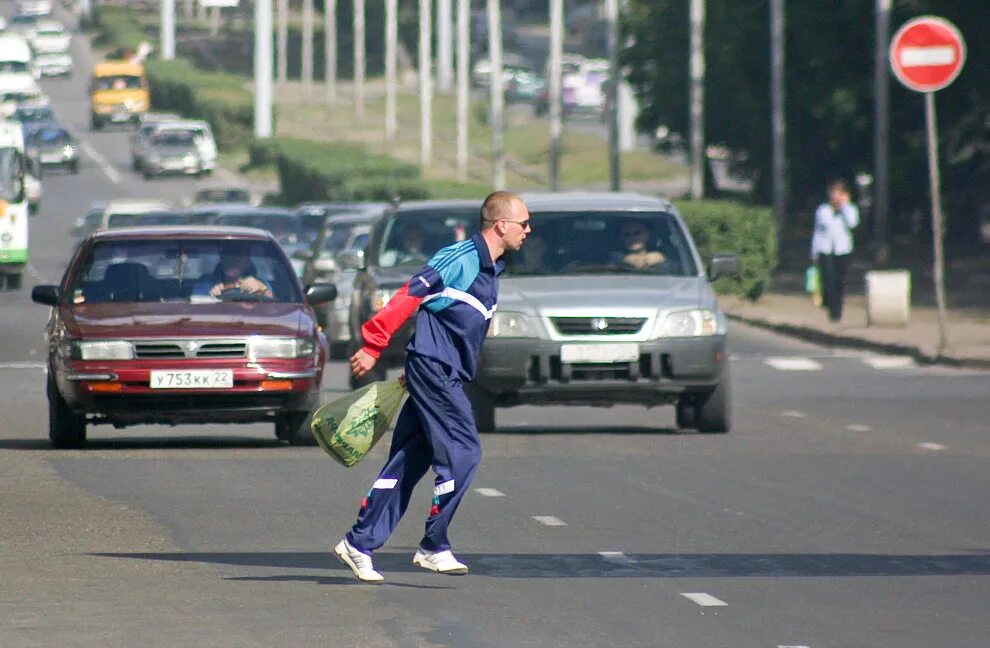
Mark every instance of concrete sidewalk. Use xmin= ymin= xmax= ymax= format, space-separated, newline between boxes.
xmin=720 ymin=291 xmax=990 ymax=369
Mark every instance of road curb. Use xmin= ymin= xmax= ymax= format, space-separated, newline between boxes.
xmin=725 ymin=311 xmax=990 ymax=371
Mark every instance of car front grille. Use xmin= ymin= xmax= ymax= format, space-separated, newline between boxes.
xmin=551 ymin=317 xmax=647 ymax=336
xmin=133 ymin=340 xmax=248 ymax=359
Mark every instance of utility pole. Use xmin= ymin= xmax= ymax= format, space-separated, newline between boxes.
xmin=770 ymin=0 xmax=786 ymax=240
xmin=354 ymin=0 xmax=365 ymax=122
xmin=302 ymin=0 xmax=314 ymax=96
xmin=419 ymin=0 xmax=433 ymax=169
xmin=688 ymin=0 xmax=705 ymax=199
xmin=385 ymin=0 xmax=397 ymax=140
xmin=277 ymin=0 xmax=288 ymax=85
xmin=456 ymin=0 xmax=469 ymax=181
xmin=437 ymin=0 xmax=453 ymax=93
xmin=184 ymin=0 xmax=193 ymax=19
xmin=254 ymin=0 xmax=274 ymax=138
xmin=487 ymin=0 xmax=505 ymax=190
xmin=605 ymin=0 xmax=620 ymax=191
xmin=325 ymin=0 xmax=336 ymax=103
xmin=548 ymin=0 xmax=562 ymax=190
xmin=210 ymin=5 xmax=221 ymax=36
xmin=873 ymin=0 xmax=891 ymax=263
xmin=197 ymin=0 xmax=206 ymax=21
xmin=161 ymin=0 xmax=175 ymax=60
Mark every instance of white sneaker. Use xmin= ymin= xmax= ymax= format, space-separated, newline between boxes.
xmin=334 ymin=538 xmax=384 ymax=583
xmin=412 ymin=548 xmax=469 ymax=575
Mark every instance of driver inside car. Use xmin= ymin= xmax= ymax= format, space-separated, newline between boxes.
xmin=193 ymin=248 xmax=273 ymax=299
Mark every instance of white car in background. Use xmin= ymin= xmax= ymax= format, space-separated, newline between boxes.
xmin=27 ymin=20 xmax=69 ymax=54
xmin=16 ymin=0 xmax=52 ymax=17
xmin=34 ymin=50 xmax=71 ymax=77
xmin=0 ymin=75 xmax=46 ymax=116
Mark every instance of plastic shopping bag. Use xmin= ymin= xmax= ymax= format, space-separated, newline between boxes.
xmin=805 ymin=265 xmax=823 ymax=307
xmin=310 ymin=380 xmax=407 ymax=467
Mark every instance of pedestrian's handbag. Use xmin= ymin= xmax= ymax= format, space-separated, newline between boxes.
xmin=805 ymin=265 xmax=823 ymax=307
xmin=310 ymin=380 xmax=407 ymax=467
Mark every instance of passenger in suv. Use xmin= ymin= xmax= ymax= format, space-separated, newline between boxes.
xmin=471 ymin=192 xmax=738 ymax=434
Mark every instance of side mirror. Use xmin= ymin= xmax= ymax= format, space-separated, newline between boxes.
xmin=708 ymin=254 xmax=739 ymax=281
xmin=31 ymin=285 xmax=60 ymax=306
xmin=337 ymin=248 xmax=366 ymax=271
xmin=305 ymin=283 xmax=338 ymax=305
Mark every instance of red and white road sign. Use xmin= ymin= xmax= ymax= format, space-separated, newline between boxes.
xmin=890 ymin=16 xmax=966 ymax=93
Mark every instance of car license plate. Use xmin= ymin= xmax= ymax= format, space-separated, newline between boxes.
xmin=560 ymin=343 xmax=639 ymax=364
xmin=41 ymin=154 xmax=62 ymax=164
xmin=111 ymin=112 xmax=130 ymax=122
xmin=150 ymin=369 xmax=233 ymax=389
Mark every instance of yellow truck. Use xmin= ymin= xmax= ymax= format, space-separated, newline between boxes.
xmin=89 ymin=60 xmax=149 ymax=130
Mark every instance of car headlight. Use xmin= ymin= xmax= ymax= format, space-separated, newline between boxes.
xmin=653 ymin=309 xmax=719 ymax=338
xmin=487 ymin=311 xmax=540 ymax=338
xmin=372 ymin=288 xmax=396 ymax=312
xmin=146 ymin=153 xmax=160 ymax=164
xmin=62 ymin=144 xmax=75 ymax=157
xmin=183 ymin=153 xmax=197 ymax=165
xmin=60 ymin=340 xmax=135 ymax=360
xmin=247 ymin=336 xmax=317 ymax=361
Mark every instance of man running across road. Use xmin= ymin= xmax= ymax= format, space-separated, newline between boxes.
xmin=335 ymin=191 xmax=532 ymax=583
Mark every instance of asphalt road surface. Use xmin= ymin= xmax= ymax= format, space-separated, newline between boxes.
xmin=2 ymin=9 xmax=989 ymax=648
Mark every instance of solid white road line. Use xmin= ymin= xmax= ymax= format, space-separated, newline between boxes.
xmin=845 ymin=424 xmax=873 ymax=432
xmin=781 ymin=410 xmax=807 ymax=418
xmin=864 ymin=356 xmax=915 ymax=370
xmin=474 ymin=488 xmax=506 ymax=497
xmin=0 ymin=362 xmax=47 ymax=370
xmin=532 ymin=516 xmax=567 ymax=527
xmin=680 ymin=592 xmax=728 ymax=607
xmin=80 ymin=140 xmax=121 ymax=185
xmin=765 ymin=357 xmax=823 ymax=371
xmin=918 ymin=442 xmax=946 ymax=451
xmin=598 ymin=551 xmax=638 ymax=565
xmin=778 ymin=645 xmax=811 ymax=648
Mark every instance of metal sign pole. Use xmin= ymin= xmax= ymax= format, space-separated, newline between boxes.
xmin=924 ymin=91 xmax=949 ymax=354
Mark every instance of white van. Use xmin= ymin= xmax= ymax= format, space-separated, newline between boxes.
xmin=150 ymin=120 xmax=217 ymax=173
xmin=0 ymin=120 xmax=29 ymax=289
xmin=0 ymin=34 xmax=36 ymax=80
xmin=0 ymin=74 xmax=45 ymax=116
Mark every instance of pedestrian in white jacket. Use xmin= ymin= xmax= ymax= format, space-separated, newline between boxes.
xmin=810 ymin=179 xmax=859 ymax=322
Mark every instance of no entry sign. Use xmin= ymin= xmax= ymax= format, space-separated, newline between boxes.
xmin=890 ymin=16 xmax=966 ymax=93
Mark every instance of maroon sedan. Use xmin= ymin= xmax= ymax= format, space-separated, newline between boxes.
xmin=31 ymin=226 xmax=337 ymax=448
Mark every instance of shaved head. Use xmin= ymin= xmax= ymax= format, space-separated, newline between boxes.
xmin=480 ymin=191 xmax=522 ymax=230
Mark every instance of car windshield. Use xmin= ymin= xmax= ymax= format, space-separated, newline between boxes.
xmin=504 ymin=211 xmax=698 ymax=277
xmin=320 ymin=225 xmax=354 ymax=253
xmin=11 ymin=15 xmax=36 ymax=25
xmin=153 ymin=131 xmax=194 ymax=146
xmin=133 ymin=212 xmax=189 ymax=226
xmin=2 ymin=92 xmax=39 ymax=102
xmin=32 ymin=129 xmax=67 ymax=144
xmin=94 ymin=75 xmax=142 ymax=91
xmin=16 ymin=107 xmax=52 ymax=121
xmin=195 ymin=189 xmax=250 ymax=203
xmin=0 ymin=147 xmax=24 ymax=202
xmin=378 ymin=208 xmax=477 ymax=268
xmin=215 ymin=212 xmax=299 ymax=241
xmin=0 ymin=61 xmax=29 ymax=73
xmin=69 ymin=239 xmax=301 ymax=304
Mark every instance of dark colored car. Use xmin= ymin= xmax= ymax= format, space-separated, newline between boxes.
xmin=212 ymin=206 xmax=303 ymax=265
xmin=141 ymin=130 xmax=204 ymax=179
xmin=31 ymin=226 xmax=337 ymax=448
xmin=26 ymin=126 xmax=79 ymax=173
xmin=14 ymin=104 xmax=58 ymax=138
xmin=193 ymin=187 xmax=252 ymax=204
xmin=347 ymin=200 xmax=480 ymax=389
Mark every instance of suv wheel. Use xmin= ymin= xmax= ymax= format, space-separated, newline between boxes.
xmin=48 ymin=376 xmax=86 ymax=448
xmin=466 ymin=384 xmax=496 ymax=433
xmin=677 ymin=377 xmax=730 ymax=434
xmin=275 ymin=411 xmax=314 ymax=445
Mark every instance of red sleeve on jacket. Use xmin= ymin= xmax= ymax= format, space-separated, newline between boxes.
xmin=360 ymin=283 xmax=423 ymax=358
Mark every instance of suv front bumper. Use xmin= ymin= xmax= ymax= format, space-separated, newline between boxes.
xmin=475 ymin=336 xmax=727 ymax=407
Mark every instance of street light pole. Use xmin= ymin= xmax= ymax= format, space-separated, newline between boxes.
xmin=302 ymin=0 xmax=314 ymax=96
xmin=254 ymin=0 xmax=274 ymax=138
xmin=161 ymin=0 xmax=175 ymax=61
xmin=419 ymin=0 xmax=433 ymax=169
xmin=437 ymin=0 xmax=453 ymax=93
xmin=688 ymin=0 xmax=705 ymax=199
xmin=873 ymin=0 xmax=891 ymax=263
xmin=605 ymin=0 xmax=620 ymax=191
xmin=276 ymin=0 xmax=288 ymax=85
xmin=548 ymin=0 xmax=562 ymax=190
xmin=456 ymin=0 xmax=469 ymax=181
xmin=354 ymin=0 xmax=365 ymax=122
xmin=385 ymin=0 xmax=397 ymax=141
xmin=487 ymin=0 xmax=505 ymax=190
xmin=325 ymin=0 xmax=337 ymax=103
xmin=770 ymin=0 xmax=786 ymax=240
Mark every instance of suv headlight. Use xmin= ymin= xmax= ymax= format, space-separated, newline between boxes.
xmin=60 ymin=340 xmax=135 ymax=360
xmin=247 ymin=336 xmax=317 ymax=360
xmin=487 ymin=311 xmax=539 ymax=338
xmin=653 ymin=309 xmax=719 ymax=338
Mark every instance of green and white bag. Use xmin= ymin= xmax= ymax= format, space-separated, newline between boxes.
xmin=310 ymin=380 xmax=407 ymax=467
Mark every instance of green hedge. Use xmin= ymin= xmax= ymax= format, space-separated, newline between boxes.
xmin=89 ymin=5 xmax=147 ymax=54
xmin=675 ymin=199 xmax=777 ymax=301
xmin=144 ymin=59 xmax=255 ymax=150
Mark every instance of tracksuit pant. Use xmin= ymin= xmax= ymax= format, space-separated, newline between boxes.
xmin=347 ymin=352 xmax=481 ymax=555
xmin=819 ymin=253 xmax=850 ymax=322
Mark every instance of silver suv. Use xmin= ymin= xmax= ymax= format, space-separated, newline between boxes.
xmin=470 ymin=192 xmax=738 ymax=433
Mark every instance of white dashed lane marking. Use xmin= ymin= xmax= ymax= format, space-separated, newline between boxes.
xmin=474 ymin=488 xmax=505 ymax=497
xmin=598 ymin=551 xmax=638 ymax=565
xmin=781 ymin=410 xmax=807 ymax=418
xmin=0 ymin=362 xmax=46 ymax=370
xmin=863 ymin=356 xmax=915 ymax=369
xmin=765 ymin=357 xmax=823 ymax=371
xmin=80 ymin=140 xmax=121 ymax=184
xmin=918 ymin=442 xmax=946 ymax=451
xmin=532 ymin=516 xmax=567 ymax=527
xmin=845 ymin=424 xmax=873 ymax=432
xmin=778 ymin=645 xmax=811 ymax=648
xmin=680 ymin=592 xmax=728 ymax=607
